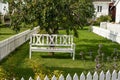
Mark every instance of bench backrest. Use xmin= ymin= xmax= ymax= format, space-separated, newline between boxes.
xmin=30 ymin=34 xmax=73 ymax=46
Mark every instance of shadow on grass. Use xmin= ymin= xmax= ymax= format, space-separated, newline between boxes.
xmin=4 ymin=67 xmax=34 ymax=79
xmin=41 ymin=53 xmax=72 ymax=60
xmin=14 ymin=68 xmax=34 ymax=79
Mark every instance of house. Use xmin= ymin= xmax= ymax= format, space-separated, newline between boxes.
xmin=114 ymin=0 xmax=120 ymax=23
xmin=93 ymin=0 xmax=116 ymax=19
xmin=0 ymin=1 xmax=9 ymax=15
xmin=0 ymin=1 xmax=10 ymax=25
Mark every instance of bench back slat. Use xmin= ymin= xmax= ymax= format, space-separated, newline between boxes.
xmin=30 ymin=34 xmax=73 ymax=46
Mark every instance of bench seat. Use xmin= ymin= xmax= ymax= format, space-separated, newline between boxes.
xmin=31 ymin=47 xmax=73 ymax=53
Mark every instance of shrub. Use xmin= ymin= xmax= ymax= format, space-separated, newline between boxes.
xmin=26 ymin=59 xmax=63 ymax=79
xmin=0 ymin=66 xmax=10 ymax=79
xmin=97 ymin=15 xmax=111 ymax=22
xmin=93 ymin=15 xmax=112 ymax=26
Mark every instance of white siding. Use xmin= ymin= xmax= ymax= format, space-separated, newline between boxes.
xmin=0 ymin=2 xmax=9 ymax=15
xmin=100 ymin=22 xmax=120 ymax=33
xmin=115 ymin=0 xmax=120 ymax=23
xmin=92 ymin=26 xmax=120 ymax=44
xmin=93 ymin=2 xmax=110 ymax=17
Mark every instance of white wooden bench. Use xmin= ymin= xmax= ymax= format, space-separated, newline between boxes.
xmin=29 ymin=34 xmax=75 ymax=60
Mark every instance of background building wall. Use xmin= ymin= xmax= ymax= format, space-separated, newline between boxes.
xmin=115 ymin=0 xmax=120 ymax=23
xmin=93 ymin=2 xmax=110 ymax=17
xmin=0 ymin=2 xmax=9 ymax=15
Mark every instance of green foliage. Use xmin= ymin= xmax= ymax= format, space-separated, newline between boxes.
xmin=8 ymin=0 xmax=94 ymax=37
xmin=26 ymin=59 xmax=49 ymax=79
xmin=93 ymin=15 xmax=112 ymax=26
xmin=26 ymin=58 xmax=63 ymax=79
xmin=0 ymin=66 xmax=9 ymax=79
xmin=37 ymin=0 xmax=94 ymax=36
xmin=97 ymin=15 xmax=112 ymax=22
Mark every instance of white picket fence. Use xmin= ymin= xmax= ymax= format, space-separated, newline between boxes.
xmin=0 ymin=27 xmax=39 ymax=60
xmin=100 ymin=22 xmax=120 ymax=33
xmin=92 ymin=26 xmax=120 ymax=44
xmin=10 ymin=70 xmax=120 ymax=80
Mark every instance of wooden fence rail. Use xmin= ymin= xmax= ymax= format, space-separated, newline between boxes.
xmin=0 ymin=27 xmax=39 ymax=60
xmin=8 ymin=70 xmax=120 ymax=80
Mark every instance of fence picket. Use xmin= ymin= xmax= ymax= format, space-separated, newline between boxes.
xmin=99 ymin=71 xmax=104 ymax=80
xmin=21 ymin=77 xmax=24 ymax=80
xmin=44 ymin=75 xmax=49 ymax=80
xmin=106 ymin=70 xmax=111 ymax=80
xmin=92 ymin=26 xmax=120 ymax=44
xmin=51 ymin=75 xmax=57 ymax=80
xmin=36 ymin=76 xmax=41 ymax=80
xmin=13 ymin=78 xmax=16 ymax=80
xmin=112 ymin=70 xmax=117 ymax=80
xmin=66 ymin=74 xmax=72 ymax=80
xmin=118 ymin=71 xmax=120 ymax=80
xmin=80 ymin=72 xmax=85 ymax=80
xmin=29 ymin=77 xmax=33 ymax=80
xmin=59 ymin=74 xmax=64 ymax=80
xmin=93 ymin=71 xmax=98 ymax=80
xmin=86 ymin=72 xmax=92 ymax=80
xmin=73 ymin=73 xmax=79 ymax=80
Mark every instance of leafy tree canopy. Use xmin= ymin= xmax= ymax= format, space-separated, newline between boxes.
xmin=6 ymin=0 xmax=94 ymax=37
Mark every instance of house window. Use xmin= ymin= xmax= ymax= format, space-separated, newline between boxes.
xmin=97 ymin=6 xmax=102 ymax=12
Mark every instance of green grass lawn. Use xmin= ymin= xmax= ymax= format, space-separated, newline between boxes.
xmin=0 ymin=27 xmax=28 ymax=41
xmin=0 ymin=27 xmax=120 ymax=79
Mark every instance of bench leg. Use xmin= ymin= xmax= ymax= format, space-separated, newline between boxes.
xmin=29 ymin=49 xmax=31 ymax=59
xmin=72 ymin=51 xmax=75 ymax=60
xmin=70 ymin=52 xmax=72 ymax=57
